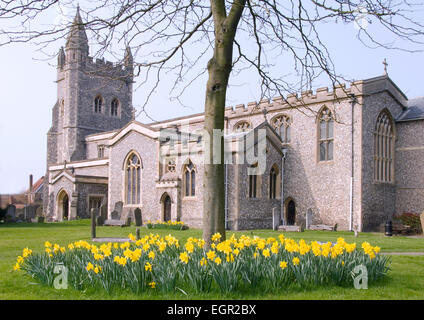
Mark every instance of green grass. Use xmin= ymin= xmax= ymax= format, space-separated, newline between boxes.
xmin=1 ymin=219 xmax=423 ymax=300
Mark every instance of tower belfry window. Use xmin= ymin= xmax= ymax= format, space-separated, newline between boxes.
xmin=111 ymin=98 xmax=119 ymax=116
xmin=318 ymin=107 xmax=334 ymax=161
xmin=94 ymin=96 xmax=103 ymax=113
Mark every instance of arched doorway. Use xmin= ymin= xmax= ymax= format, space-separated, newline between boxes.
xmin=286 ymin=199 xmax=296 ymax=226
xmin=160 ymin=193 xmax=172 ymax=222
xmin=57 ymin=190 xmax=69 ymax=221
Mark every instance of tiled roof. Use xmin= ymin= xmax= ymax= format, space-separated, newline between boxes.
xmin=26 ymin=176 xmax=44 ymax=193
xmin=397 ymin=97 xmax=424 ymax=122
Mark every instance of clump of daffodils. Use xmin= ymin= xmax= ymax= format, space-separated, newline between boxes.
xmin=13 ymin=232 xmax=389 ymax=295
xmin=146 ymin=220 xmax=188 ymax=230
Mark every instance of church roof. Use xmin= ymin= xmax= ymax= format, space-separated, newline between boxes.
xmin=397 ymin=97 xmax=424 ymax=122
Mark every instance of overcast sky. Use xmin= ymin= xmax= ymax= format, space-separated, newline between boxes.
xmin=1 ymin=2 xmax=423 ymax=193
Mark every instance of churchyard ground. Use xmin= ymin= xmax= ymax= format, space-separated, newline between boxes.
xmin=1 ymin=219 xmax=424 ymax=299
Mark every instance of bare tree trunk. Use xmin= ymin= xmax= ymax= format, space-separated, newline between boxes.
xmin=203 ymin=0 xmax=246 ymax=245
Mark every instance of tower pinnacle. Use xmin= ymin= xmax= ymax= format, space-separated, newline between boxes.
xmin=65 ymin=6 xmax=89 ymax=56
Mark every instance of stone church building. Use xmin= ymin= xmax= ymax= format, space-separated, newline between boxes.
xmin=43 ymin=10 xmax=424 ymax=231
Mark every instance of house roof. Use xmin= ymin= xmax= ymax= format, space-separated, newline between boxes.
xmin=27 ymin=176 xmax=44 ymax=193
xmin=397 ymin=96 xmax=424 ymax=122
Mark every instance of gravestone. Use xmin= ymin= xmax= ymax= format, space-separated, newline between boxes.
xmin=278 ymin=225 xmax=302 ymax=232
xmin=272 ymin=207 xmax=279 ymax=230
xmin=111 ymin=210 xmax=119 ymax=220
xmin=309 ymin=224 xmax=336 ymax=231
xmin=114 ymin=201 xmax=123 ymax=219
xmin=134 ymin=208 xmax=142 ymax=226
xmin=24 ymin=205 xmax=36 ymax=222
xmin=91 ymin=208 xmax=97 ymax=239
xmin=31 ymin=216 xmax=45 ymax=223
xmin=420 ymin=212 xmax=424 ymax=235
xmin=16 ymin=208 xmax=24 ymax=222
xmin=96 ymin=204 xmax=107 ymax=226
xmin=35 ymin=206 xmax=42 ymax=217
xmin=103 ymin=219 xmax=127 ymax=227
xmin=6 ymin=204 xmax=16 ymax=220
xmin=124 ymin=209 xmax=134 ymax=224
xmin=96 ymin=215 xmax=104 ymax=226
xmin=306 ymin=209 xmax=313 ymax=229
xmin=100 ymin=204 xmax=108 ymax=221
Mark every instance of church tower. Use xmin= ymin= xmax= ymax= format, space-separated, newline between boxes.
xmin=47 ymin=6 xmax=134 ymax=166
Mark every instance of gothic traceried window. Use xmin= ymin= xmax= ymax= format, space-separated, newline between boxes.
xmin=233 ymin=120 xmax=252 ymax=133
xmin=374 ymin=110 xmax=395 ymax=183
xmin=184 ymin=160 xmax=196 ymax=197
xmin=125 ymin=153 xmax=141 ymax=204
xmin=272 ymin=114 xmax=291 ymax=143
xmin=111 ymin=98 xmax=119 ymax=116
xmin=318 ymin=107 xmax=334 ymax=161
xmin=94 ymin=95 xmax=103 ymax=113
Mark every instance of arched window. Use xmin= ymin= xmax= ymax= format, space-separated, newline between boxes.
xmin=94 ymin=95 xmax=103 ymax=113
xmin=233 ymin=120 xmax=252 ymax=133
xmin=111 ymin=98 xmax=119 ymax=116
xmin=374 ymin=110 xmax=395 ymax=183
xmin=183 ymin=160 xmax=196 ymax=197
xmin=248 ymin=163 xmax=261 ymax=198
xmin=269 ymin=165 xmax=280 ymax=199
xmin=125 ymin=153 xmax=141 ymax=204
xmin=318 ymin=107 xmax=334 ymax=161
xmin=272 ymin=114 xmax=291 ymax=143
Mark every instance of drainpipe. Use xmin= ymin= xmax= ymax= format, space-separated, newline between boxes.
xmin=349 ymin=94 xmax=357 ymax=231
xmin=224 ymin=163 xmax=228 ymax=230
xmin=281 ymin=147 xmax=287 ymax=225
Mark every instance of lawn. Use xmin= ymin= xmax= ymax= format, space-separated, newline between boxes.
xmin=1 ymin=219 xmax=423 ymax=300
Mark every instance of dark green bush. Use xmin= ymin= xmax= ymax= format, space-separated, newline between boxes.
xmin=393 ymin=213 xmax=422 ymax=234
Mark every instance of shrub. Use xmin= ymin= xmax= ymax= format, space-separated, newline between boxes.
xmin=393 ymin=213 xmax=422 ymax=234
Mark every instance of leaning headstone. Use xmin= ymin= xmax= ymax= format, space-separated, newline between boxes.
xmin=420 ymin=212 xmax=424 ymax=235
xmin=111 ymin=210 xmax=119 ymax=220
xmin=114 ymin=201 xmax=123 ymax=219
xmin=134 ymin=208 xmax=142 ymax=226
